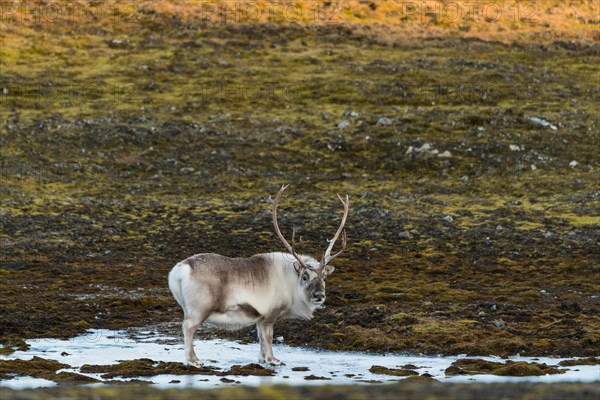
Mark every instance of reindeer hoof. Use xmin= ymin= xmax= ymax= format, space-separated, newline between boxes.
xmin=259 ymin=357 xmax=284 ymax=366
xmin=187 ymin=359 xmax=202 ymax=368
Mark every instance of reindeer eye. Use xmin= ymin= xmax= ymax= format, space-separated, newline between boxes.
xmin=302 ymin=274 xmax=309 ymax=282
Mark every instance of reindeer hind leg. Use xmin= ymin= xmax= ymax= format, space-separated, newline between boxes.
xmin=183 ymin=310 xmax=208 ymax=367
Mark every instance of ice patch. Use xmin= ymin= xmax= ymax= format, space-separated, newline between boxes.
xmin=1 ymin=329 xmax=598 ymax=389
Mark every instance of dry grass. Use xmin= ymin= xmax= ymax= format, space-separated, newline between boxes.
xmin=1 ymin=1 xmax=598 ymax=44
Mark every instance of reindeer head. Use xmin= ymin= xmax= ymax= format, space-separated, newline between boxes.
xmin=271 ymin=185 xmax=349 ymax=306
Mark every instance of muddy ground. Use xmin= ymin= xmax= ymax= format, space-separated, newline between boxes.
xmin=1 ymin=2 xmax=599 ymax=394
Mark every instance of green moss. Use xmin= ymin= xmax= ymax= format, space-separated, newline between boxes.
xmin=0 ymin=356 xmax=99 ymax=383
xmin=78 ymin=360 xmax=275 ymax=379
xmin=445 ymin=359 xmax=566 ymax=376
xmin=291 ymin=367 xmax=310 ymax=372
xmin=0 ymin=337 xmax=29 ymax=355
xmin=369 ymin=365 xmax=418 ymax=376
xmin=225 ymin=364 xmax=276 ymax=376
xmin=80 ymin=359 xmax=219 ymax=379
xmin=304 ymin=375 xmax=331 ymax=380
xmin=558 ymin=357 xmax=600 ymax=367
xmin=1 ymin=5 xmax=599 ymax=360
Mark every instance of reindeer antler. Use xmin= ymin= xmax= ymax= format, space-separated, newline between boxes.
xmin=320 ymin=194 xmax=350 ymax=266
xmin=271 ymin=185 xmax=313 ymax=271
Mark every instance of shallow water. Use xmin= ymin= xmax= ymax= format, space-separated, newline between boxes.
xmin=1 ymin=329 xmax=598 ymax=389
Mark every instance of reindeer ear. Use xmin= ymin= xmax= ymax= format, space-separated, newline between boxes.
xmin=323 ymin=265 xmax=335 ymax=277
xmin=293 ymin=262 xmax=302 ymax=275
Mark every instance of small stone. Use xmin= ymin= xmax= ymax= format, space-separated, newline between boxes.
xmin=569 ymin=160 xmax=579 ymax=168
xmin=276 ymin=336 xmax=284 ymax=343
xmin=398 ymin=231 xmax=410 ymax=239
xmin=179 ymin=167 xmax=195 ymax=174
xmin=529 ymin=116 xmax=557 ymax=130
xmin=459 ymin=175 xmax=469 ymax=182
xmin=539 ymin=289 xmax=548 ymax=296
xmin=531 ymin=164 xmax=537 ymax=171
xmin=489 ymin=304 xmax=497 ymax=311
xmin=442 ymin=215 xmax=454 ymax=222
xmin=493 ymin=321 xmax=506 ymax=327
xmin=377 ymin=117 xmax=393 ymax=125
xmin=437 ymin=150 xmax=452 ymax=158
xmin=337 ymin=120 xmax=351 ymax=129
xmin=544 ymin=231 xmax=555 ymax=239
xmin=415 ymin=143 xmax=432 ymax=152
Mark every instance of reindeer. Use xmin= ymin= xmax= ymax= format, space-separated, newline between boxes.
xmin=168 ymin=185 xmax=349 ymax=366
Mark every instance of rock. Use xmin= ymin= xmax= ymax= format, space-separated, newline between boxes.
xmin=377 ymin=117 xmax=393 ymax=125
xmin=337 ymin=120 xmax=351 ymax=129
xmin=459 ymin=175 xmax=469 ymax=182
xmin=275 ymin=336 xmax=284 ymax=343
xmin=493 ymin=321 xmax=506 ymax=327
xmin=415 ymin=143 xmax=432 ymax=152
xmin=509 ymin=144 xmax=524 ymax=151
xmin=569 ymin=160 xmax=579 ymax=168
xmin=544 ymin=231 xmax=555 ymax=239
xmin=398 ymin=231 xmax=410 ymax=239
xmin=529 ymin=117 xmax=557 ymax=130
xmin=179 ymin=167 xmax=195 ymax=174
xmin=443 ymin=215 xmax=454 ymax=222
xmin=539 ymin=289 xmax=548 ymax=296
xmin=437 ymin=150 xmax=452 ymax=158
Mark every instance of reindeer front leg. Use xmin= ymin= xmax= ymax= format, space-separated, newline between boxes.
xmin=257 ymin=322 xmax=283 ymax=366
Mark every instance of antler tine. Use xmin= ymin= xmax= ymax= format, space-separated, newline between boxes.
xmin=271 ymin=185 xmax=312 ymax=271
xmin=321 ymin=194 xmax=350 ymax=266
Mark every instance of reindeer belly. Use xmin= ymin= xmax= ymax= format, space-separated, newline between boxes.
xmin=205 ymin=303 xmax=262 ymax=330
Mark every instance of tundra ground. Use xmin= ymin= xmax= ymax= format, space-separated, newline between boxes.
xmin=1 ymin=0 xmax=599 ymax=394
